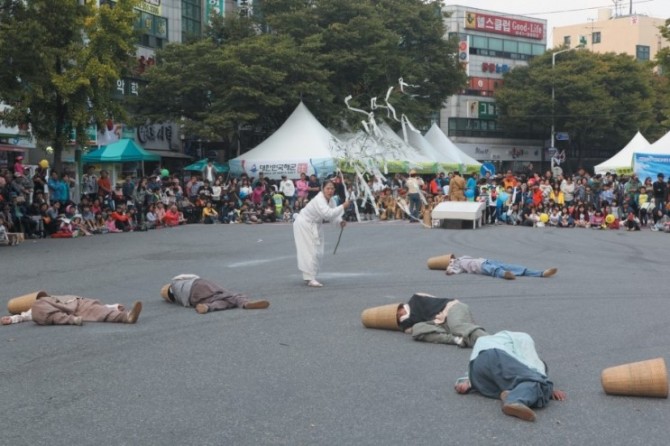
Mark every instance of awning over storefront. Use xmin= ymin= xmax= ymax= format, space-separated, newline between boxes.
xmin=82 ymin=139 xmax=160 ymax=163
xmin=0 ymin=144 xmax=28 ymax=153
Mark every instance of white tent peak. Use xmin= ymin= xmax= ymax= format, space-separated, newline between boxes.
xmin=239 ymin=102 xmax=339 ymax=160
xmin=399 ymin=126 xmax=460 ymax=166
xmin=594 ymin=131 xmax=650 ymax=174
xmin=424 ymin=123 xmax=482 ymax=169
xmin=647 ymin=130 xmax=670 ymax=154
xmin=228 ymin=102 xmax=338 ymax=179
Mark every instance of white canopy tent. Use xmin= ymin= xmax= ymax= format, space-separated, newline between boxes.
xmin=377 ymin=123 xmax=437 ymax=173
xmin=399 ymin=127 xmax=460 ymax=171
xmin=646 ymin=129 xmax=670 ymax=154
xmin=594 ymin=131 xmax=651 ymax=175
xmin=424 ymin=124 xmax=482 ymax=174
xmin=228 ymin=102 xmax=339 ymax=180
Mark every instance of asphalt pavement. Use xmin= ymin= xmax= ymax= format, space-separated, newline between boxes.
xmin=0 ymin=221 xmax=668 ymax=446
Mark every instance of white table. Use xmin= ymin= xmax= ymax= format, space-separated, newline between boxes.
xmin=431 ymin=201 xmax=485 ymax=229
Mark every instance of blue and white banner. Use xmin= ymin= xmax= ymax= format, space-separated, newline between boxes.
xmin=633 ymin=153 xmax=670 ymax=179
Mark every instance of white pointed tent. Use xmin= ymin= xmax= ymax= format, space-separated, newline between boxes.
xmin=594 ymin=131 xmax=650 ymax=175
xmin=377 ymin=123 xmax=437 ymax=173
xmin=645 ymin=130 xmax=670 ymax=154
xmin=399 ymin=127 xmax=460 ymax=171
xmin=228 ymin=102 xmax=339 ymax=180
xmin=424 ymin=124 xmax=481 ymax=174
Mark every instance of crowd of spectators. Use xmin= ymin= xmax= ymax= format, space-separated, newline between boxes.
xmin=2 ymin=156 xmax=670 ymax=244
xmin=437 ymin=168 xmax=670 ymax=232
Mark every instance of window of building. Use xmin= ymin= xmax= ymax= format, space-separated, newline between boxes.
xmin=532 ymin=44 xmax=545 ymax=56
xmin=488 ymin=38 xmax=503 ymax=51
xmin=563 ymin=36 xmax=571 ymax=46
xmin=182 ymin=0 xmax=202 ymax=42
xmin=636 ymin=45 xmax=650 ymax=61
xmin=472 ymin=35 xmax=488 ymax=49
xmin=503 ymin=40 xmax=518 ymax=53
xmin=518 ymin=42 xmax=532 ymax=55
xmin=592 ymin=32 xmax=601 ymax=44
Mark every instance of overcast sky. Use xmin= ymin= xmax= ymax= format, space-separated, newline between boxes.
xmin=451 ymin=0 xmax=670 ymax=41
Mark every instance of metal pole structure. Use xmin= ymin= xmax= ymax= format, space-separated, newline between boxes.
xmin=551 ymin=48 xmax=572 ymax=150
xmin=550 ymin=44 xmax=585 ymax=167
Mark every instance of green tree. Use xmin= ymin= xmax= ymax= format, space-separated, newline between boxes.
xmin=656 ymin=18 xmax=670 ymax=75
xmin=653 ymin=19 xmax=670 ymax=134
xmin=263 ymin=0 xmax=466 ymax=128
xmin=0 ymin=0 xmax=137 ymax=173
xmin=134 ymin=26 xmax=332 ymax=157
xmin=495 ymin=50 xmax=656 ymax=167
xmin=135 ymin=0 xmax=466 ymax=156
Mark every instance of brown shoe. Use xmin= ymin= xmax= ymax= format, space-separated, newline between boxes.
xmin=502 ymin=402 xmax=536 ymax=422
xmin=126 ymin=301 xmax=142 ymax=324
xmin=195 ymin=304 xmax=209 ymax=314
xmin=542 ymin=268 xmax=558 ymax=278
xmin=243 ymin=300 xmax=270 ymax=310
xmin=503 ymin=271 xmax=516 ymax=280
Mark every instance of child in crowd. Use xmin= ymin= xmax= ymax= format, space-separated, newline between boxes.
xmin=559 ymin=207 xmax=574 ymax=228
xmin=145 ymin=204 xmax=158 ymax=229
xmin=92 ymin=213 xmax=107 ymax=234
xmin=650 ymin=209 xmax=670 ymax=232
xmin=637 ymin=186 xmax=651 ymax=226
xmin=202 ymin=201 xmax=218 ymax=224
xmin=81 ymin=205 xmax=96 ymax=233
xmin=155 ymin=202 xmax=166 ymax=225
xmin=105 ymin=214 xmax=122 ymax=233
xmin=548 ymin=207 xmax=561 ymax=227
xmin=624 ymin=212 xmax=641 ymax=231
xmin=590 ymin=208 xmax=605 ymax=229
xmin=72 ymin=215 xmax=92 ymax=236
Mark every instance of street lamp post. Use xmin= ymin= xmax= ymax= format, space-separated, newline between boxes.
xmin=551 ymin=48 xmax=576 ymax=149
xmin=549 ymin=43 xmax=585 ymax=171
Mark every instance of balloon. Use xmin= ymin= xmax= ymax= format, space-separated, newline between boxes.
xmin=539 ymin=213 xmax=549 ymax=223
xmin=39 ymin=159 xmax=49 ymax=168
xmin=497 ymin=192 xmax=509 ymax=205
xmin=160 ymin=168 xmax=169 ymax=178
xmin=605 ymin=214 xmax=615 ymax=224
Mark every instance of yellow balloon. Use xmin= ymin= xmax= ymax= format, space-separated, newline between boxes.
xmin=605 ymin=214 xmax=615 ymax=224
xmin=539 ymin=213 xmax=549 ymax=223
xmin=39 ymin=159 xmax=49 ymax=168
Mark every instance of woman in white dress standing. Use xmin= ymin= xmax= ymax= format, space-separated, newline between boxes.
xmin=293 ymin=180 xmax=351 ymax=287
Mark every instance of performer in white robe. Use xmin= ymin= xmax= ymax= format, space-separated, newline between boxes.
xmin=293 ymin=180 xmax=351 ymax=287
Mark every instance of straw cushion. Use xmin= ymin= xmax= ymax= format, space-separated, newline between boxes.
xmin=601 ymin=357 xmax=668 ymax=398
xmin=427 ymin=254 xmax=454 ymax=270
xmin=7 ymin=291 xmax=49 ymax=314
xmin=361 ymin=304 xmax=402 ymax=331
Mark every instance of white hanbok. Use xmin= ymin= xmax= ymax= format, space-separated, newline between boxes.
xmin=293 ymin=192 xmax=345 ymax=281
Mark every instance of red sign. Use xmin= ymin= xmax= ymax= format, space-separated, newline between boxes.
xmin=465 ymin=11 xmax=544 ymax=40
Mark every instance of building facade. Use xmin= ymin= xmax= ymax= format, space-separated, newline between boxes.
xmin=441 ymin=5 xmax=547 ymax=171
xmin=552 ymin=9 xmax=668 ymax=62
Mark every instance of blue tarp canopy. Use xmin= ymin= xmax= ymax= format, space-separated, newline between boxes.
xmin=183 ymin=158 xmax=229 ymax=173
xmin=82 ymin=139 xmax=160 ymax=163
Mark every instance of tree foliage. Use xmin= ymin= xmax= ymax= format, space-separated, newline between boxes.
xmin=134 ymin=0 xmax=466 ymax=154
xmin=495 ymin=50 xmax=657 ymax=163
xmin=0 ymin=0 xmax=137 ymax=173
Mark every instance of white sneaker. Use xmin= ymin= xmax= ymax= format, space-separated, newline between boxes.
xmin=306 ymin=279 xmax=323 ymax=287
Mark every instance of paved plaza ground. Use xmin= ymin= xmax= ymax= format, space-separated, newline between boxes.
xmin=0 ymin=221 xmax=668 ymax=445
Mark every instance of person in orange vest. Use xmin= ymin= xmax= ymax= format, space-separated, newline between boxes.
xmin=502 ymin=170 xmax=518 ymax=190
